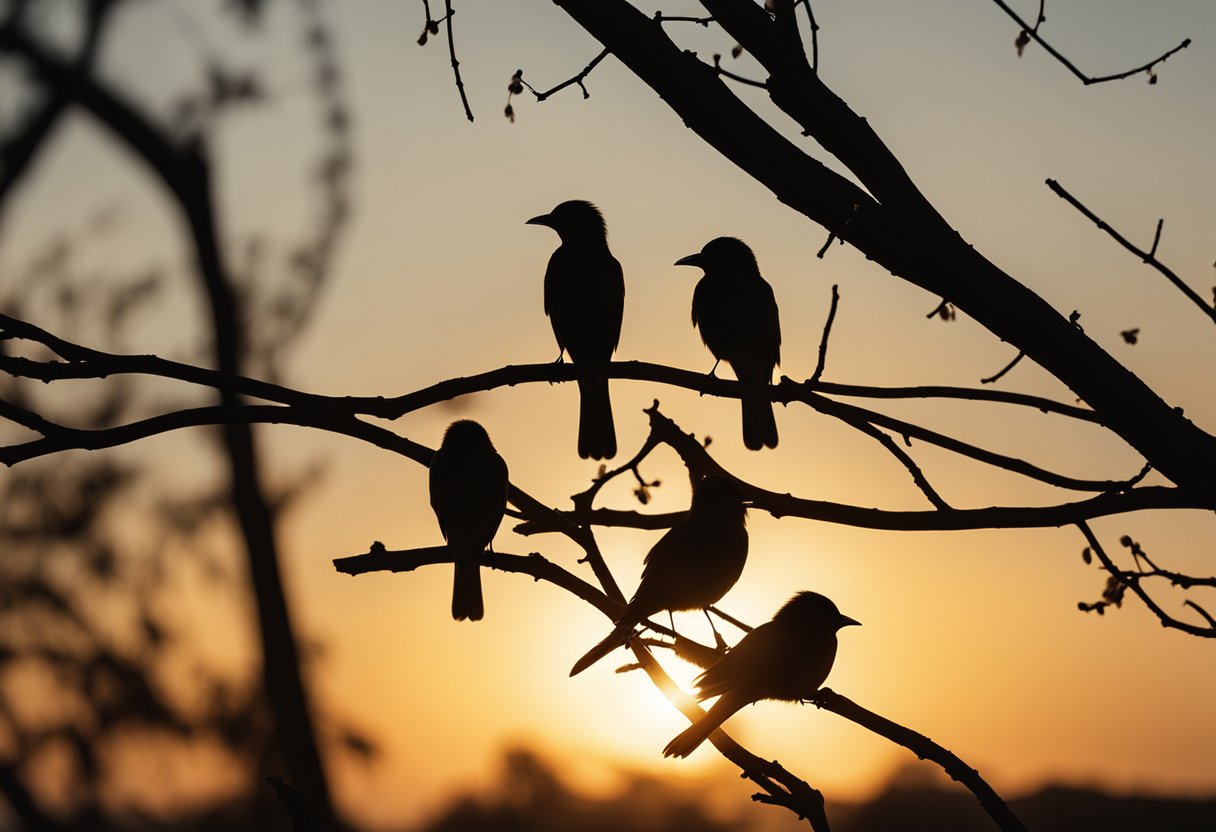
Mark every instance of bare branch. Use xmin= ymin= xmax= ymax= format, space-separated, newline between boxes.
xmin=0 ymin=314 xmax=1102 ymax=424
xmin=711 ymin=52 xmax=766 ymax=88
xmin=582 ymin=0 xmax=1216 ymax=486
xmin=980 ymin=350 xmax=1025 ymax=385
xmin=520 ymin=48 xmax=610 ymax=102
xmin=1047 ymin=179 xmax=1216 ymax=324
xmin=653 ymin=12 xmax=713 ymax=28
xmin=809 ymin=284 xmax=839 ymax=384
xmin=1076 ymin=522 xmax=1216 ymax=638
xmin=813 ymin=689 xmax=1028 ymax=832
xmin=335 ymin=544 xmax=622 ymax=619
xmin=441 ymin=1 xmax=472 ymax=121
xmin=1185 ymin=600 xmax=1216 ymax=630
xmin=2 ymin=314 xmax=1127 ymax=492
xmin=795 ymin=0 xmax=821 ymax=71
xmin=334 ymin=542 xmax=1020 ymax=830
xmin=851 ymin=420 xmax=951 ymax=509
xmin=990 ymin=0 xmax=1190 ymax=85
xmin=516 ymin=406 xmax=1206 ymax=535
xmin=418 ymin=0 xmax=472 ymax=120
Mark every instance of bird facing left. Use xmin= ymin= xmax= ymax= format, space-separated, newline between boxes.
xmin=428 ymin=420 xmax=509 ymax=621
xmin=527 ymin=200 xmax=625 ymax=460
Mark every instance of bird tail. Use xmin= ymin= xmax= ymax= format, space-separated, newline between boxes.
xmin=451 ymin=549 xmax=485 ymax=622
xmin=662 ymin=692 xmax=746 ymax=758
xmin=662 ymin=717 xmax=717 ymax=759
xmin=569 ymin=618 xmax=634 ymax=676
xmin=742 ymin=397 xmax=778 ymax=451
xmin=577 ymin=377 xmax=616 ymax=460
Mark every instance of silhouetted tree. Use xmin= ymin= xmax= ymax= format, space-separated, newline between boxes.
xmin=0 ymin=0 xmax=356 ymax=829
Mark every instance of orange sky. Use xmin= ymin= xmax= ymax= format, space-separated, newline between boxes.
xmin=2 ymin=1 xmax=1215 ymax=829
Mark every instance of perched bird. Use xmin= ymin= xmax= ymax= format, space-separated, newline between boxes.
xmin=527 ymin=200 xmax=625 ymax=460
xmin=676 ymin=237 xmax=782 ymax=451
xmin=429 ymin=420 xmax=509 ymax=622
xmin=662 ymin=591 xmax=859 ymax=758
xmin=569 ymin=476 xmax=749 ymax=676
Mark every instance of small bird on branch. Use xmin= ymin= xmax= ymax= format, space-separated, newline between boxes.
xmin=429 ymin=420 xmax=509 ymax=621
xmin=528 ymin=200 xmax=625 ymax=460
xmin=569 ymin=476 xmax=749 ymax=676
xmin=677 ymin=237 xmax=782 ymax=450
xmin=663 ymin=591 xmax=859 ymax=758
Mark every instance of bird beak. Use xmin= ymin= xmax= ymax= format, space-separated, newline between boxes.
xmin=839 ymin=615 xmax=861 ymax=628
xmin=674 ymin=252 xmax=704 ymax=268
xmin=526 ymin=213 xmax=553 ymax=227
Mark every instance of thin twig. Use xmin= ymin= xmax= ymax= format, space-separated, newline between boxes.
xmin=980 ymin=350 xmax=1025 ymax=385
xmin=850 ymin=420 xmax=951 ymax=510
xmin=571 ymin=425 xmax=663 ymax=513
xmin=798 ymin=0 xmax=820 ymax=71
xmin=1149 ymin=218 xmax=1164 ymax=258
xmin=925 ymin=298 xmax=955 ymax=321
xmin=1185 ymin=600 xmax=1216 ymax=629
xmin=1047 ymin=179 xmax=1216 ymax=323
xmin=442 ymin=0 xmax=472 ymax=121
xmin=810 ymin=284 xmax=839 ymax=384
xmin=990 ymin=0 xmax=1190 ymax=85
xmin=654 ymin=12 xmax=713 ymax=27
xmin=521 ymin=48 xmax=610 ymax=101
xmin=711 ymin=53 xmax=766 ymax=88
xmin=1076 ymin=522 xmax=1215 ymax=638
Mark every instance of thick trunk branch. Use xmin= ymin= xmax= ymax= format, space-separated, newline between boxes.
xmin=550 ymin=0 xmax=1216 ymax=486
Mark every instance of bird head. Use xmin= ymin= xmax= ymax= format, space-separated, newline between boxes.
xmin=774 ymin=591 xmax=860 ymax=632
xmin=689 ymin=475 xmax=748 ymax=520
xmin=526 ymin=200 xmax=607 ymax=243
xmin=440 ymin=419 xmax=496 ymax=450
xmin=674 ymin=237 xmax=758 ymax=274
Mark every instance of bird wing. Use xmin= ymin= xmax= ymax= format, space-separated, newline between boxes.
xmin=428 ymin=445 xmax=456 ymax=542
xmin=639 ymin=519 xmax=683 ymax=578
xmin=694 ymin=621 xmax=781 ymax=700
xmin=759 ymin=275 xmax=781 ymax=366
xmin=544 ymin=248 xmax=624 ymax=360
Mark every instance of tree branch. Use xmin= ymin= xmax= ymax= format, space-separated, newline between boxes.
xmin=564 ymin=0 xmax=1216 ymax=487
xmin=989 ymin=0 xmax=1190 ymax=85
xmin=1047 ymin=178 xmax=1216 ymax=323
xmin=520 ymin=47 xmax=610 ymax=101
xmin=812 ymin=689 xmax=1027 ymax=832
xmin=809 ymin=283 xmax=839 ymax=385
xmin=333 ymin=540 xmax=1022 ymax=830
xmin=1076 ymin=522 xmax=1216 ymax=638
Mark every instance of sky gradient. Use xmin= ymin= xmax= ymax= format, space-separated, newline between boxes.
xmin=2 ymin=1 xmax=1215 ymax=829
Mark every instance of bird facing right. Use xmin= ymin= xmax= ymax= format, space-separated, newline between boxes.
xmin=568 ymin=476 xmax=749 ymax=677
xmin=676 ymin=237 xmax=782 ymax=451
xmin=662 ymin=591 xmax=859 ymax=758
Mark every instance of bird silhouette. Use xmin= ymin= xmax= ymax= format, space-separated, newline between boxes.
xmin=569 ymin=476 xmax=749 ymax=676
xmin=429 ymin=420 xmax=509 ymax=622
xmin=527 ymin=200 xmax=625 ymax=460
xmin=662 ymin=591 xmax=859 ymax=758
xmin=676 ymin=237 xmax=781 ymax=450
